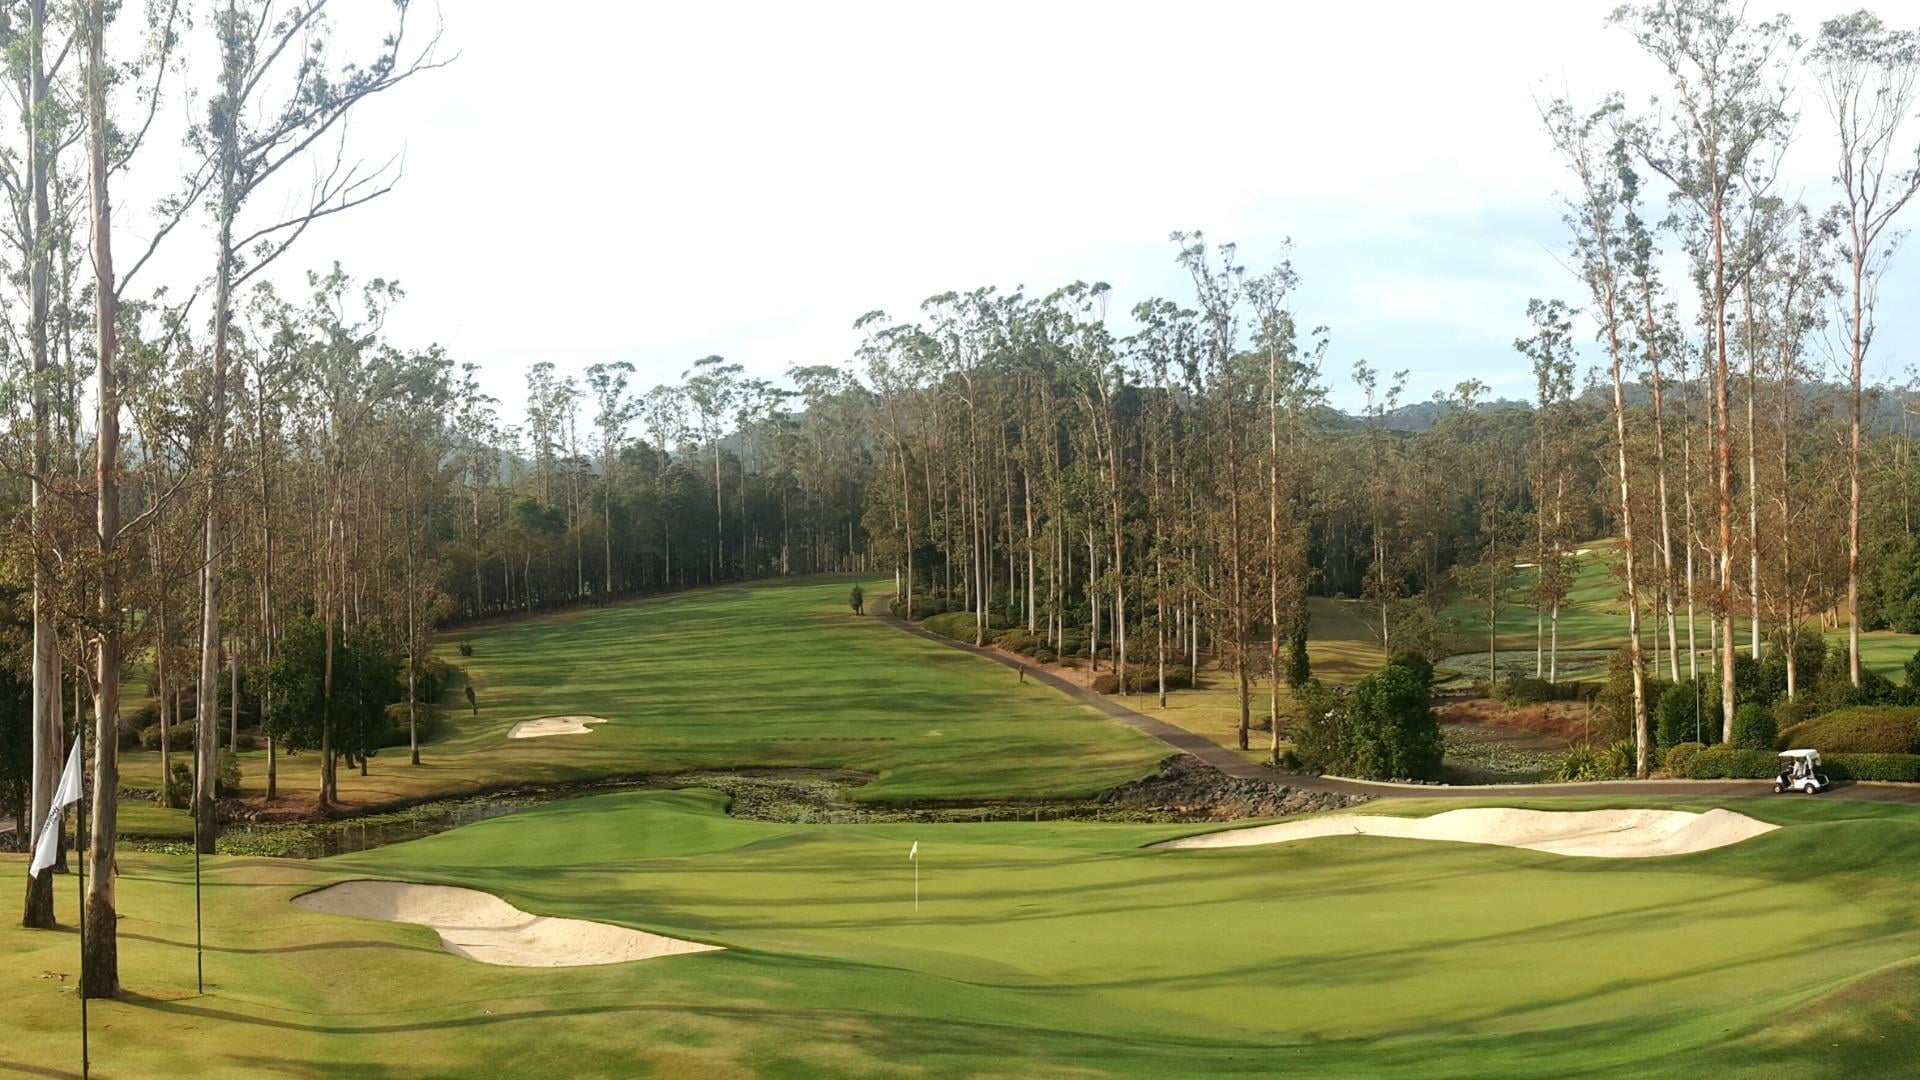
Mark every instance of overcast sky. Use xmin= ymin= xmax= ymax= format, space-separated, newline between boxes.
xmin=195 ymin=0 xmax=1920 ymax=423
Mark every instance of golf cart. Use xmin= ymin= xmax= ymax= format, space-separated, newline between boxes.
xmin=1775 ymin=749 xmax=1831 ymax=795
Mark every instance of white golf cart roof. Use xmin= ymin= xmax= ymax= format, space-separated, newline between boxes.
xmin=1779 ymin=749 xmax=1822 ymax=764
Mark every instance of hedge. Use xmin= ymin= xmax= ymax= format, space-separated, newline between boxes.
xmin=1663 ymin=741 xmax=1707 ymax=775
xmin=1826 ymin=754 xmax=1920 ymax=782
xmin=1777 ymin=706 xmax=1920 ymax=755
xmin=1091 ymin=666 xmax=1194 ymax=694
xmin=140 ymin=722 xmax=198 ymax=752
xmin=1676 ymin=746 xmax=1781 ymax=779
xmin=1672 ymin=747 xmax=1920 ymax=783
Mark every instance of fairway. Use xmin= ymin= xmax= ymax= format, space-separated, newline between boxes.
xmin=117 ymin=577 xmax=1170 ymax=812
xmin=7 ymin=787 xmax=1920 ymax=1078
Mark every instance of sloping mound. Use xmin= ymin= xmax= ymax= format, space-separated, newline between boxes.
xmin=508 ymin=715 xmax=608 ymax=739
xmin=293 ymin=880 xmax=722 ymax=967
xmin=1156 ymin=807 xmax=1777 ymax=858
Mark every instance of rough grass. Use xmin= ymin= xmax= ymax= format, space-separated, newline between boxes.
xmin=6 ymin=789 xmax=1920 ymax=1078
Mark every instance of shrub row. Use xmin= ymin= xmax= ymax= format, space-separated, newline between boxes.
xmin=1672 ymin=745 xmax=1920 ymax=782
xmin=1091 ymin=666 xmax=1194 ymax=694
xmin=139 ymin=722 xmax=198 ymax=752
xmin=1493 ymin=676 xmax=1583 ymax=706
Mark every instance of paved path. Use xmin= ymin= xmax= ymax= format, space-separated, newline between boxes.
xmin=873 ymin=606 xmax=1920 ymax=805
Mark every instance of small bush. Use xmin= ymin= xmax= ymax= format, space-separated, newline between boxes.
xmin=1732 ymin=703 xmax=1777 ymax=750
xmin=1663 ymin=741 xmax=1707 ymax=775
xmin=1386 ymin=651 xmax=1434 ymax=685
xmin=1032 ymin=647 xmax=1057 ymax=665
xmin=232 ymin=731 xmax=260 ymax=752
xmin=1772 ymin=699 xmax=1815 ymax=738
xmin=993 ymin=630 xmax=1046 ymax=655
xmin=1494 ymin=676 xmax=1579 ymax=705
xmin=1295 ymin=666 xmax=1441 ymax=780
xmin=1656 ymin=678 xmax=1720 ymax=748
xmin=1091 ymin=666 xmax=1194 ymax=694
xmin=1778 ymin=706 xmax=1920 ymax=755
xmin=456 ymin=641 xmax=474 ymax=658
xmin=1677 ymin=746 xmax=1781 ymax=780
xmin=214 ymin=749 xmax=241 ymax=797
xmin=140 ymin=722 xmax=198 ymax=752
xmin=163 ymin=762 xmax=190 ymax=808
xmin=1604 ymin=739 xmax=1636 ymax=777
xmin=1555 ymin=744 xmax=1616 ymax=781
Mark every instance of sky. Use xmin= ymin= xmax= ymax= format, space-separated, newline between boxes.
xmin=140 ymin=0 xmax=1920 ymax=422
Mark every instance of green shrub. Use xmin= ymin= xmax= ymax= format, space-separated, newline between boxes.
xmin=1826 ymin=753 xmax=1920 ymax=782
xmin=1295 ymin=666 xmax=1441 ymax=780
xmin=1553 ymin=742 xmax=1629 ymax=781
xmin=456 ymin=641 xmax=474 ymax=658
xmin=1656 ymin=678 xmax=1720 ymax=748
xmin=1772 ymin=699 xmax=1815 ymax=739
xmin=993 ymin=630 xmax=1046 ymax=655
xmin=1778 ymin=706 xmax=1920 ymax=754
xmin=1032 ymin=647 xmax=1057 ymax=665
xmin=1284 ymin=632 xmax=1311 ymax=689
xmin=1677 ymin=746 xmax=1781 ymax=779
xmin=1494 ymin=676 xmax=1580 ymax=705
xmin=1091 ymin=666 xmax=1194 ymax=694
xmin=140 ymin=722 xmax=198 ymax=752
xmin=1386 ymin=651 xmax=1433 ymax=685
xmin=1732 ymin=703 xmax=1777 ymax=750
xmin=163 ymin=762 xmax=190 ymax=808
xmin=1604 ymin=739 xmax=1636 ymax=777
xmin=214 ymin=749 xmax=241 ymax=797
xmin=1663 ymin=741 xmax=1707 ymax=774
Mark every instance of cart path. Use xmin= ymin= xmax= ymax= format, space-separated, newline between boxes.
xmin=872 ymin=605 xmax=1920 ymax=805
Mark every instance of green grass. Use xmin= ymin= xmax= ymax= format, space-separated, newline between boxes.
xmin=6 ymin=788 xmax=1920 ymax=1077
xmin=116 ymin=576 xmax=1168 ymax=812
xmin=1444 ymin=541 xmax=1920 ymax=683
xmin=11 ymin=574 xmax=1920 ymax=1077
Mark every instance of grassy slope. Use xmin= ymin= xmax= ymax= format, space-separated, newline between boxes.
xmin=116 ymin=576 xmax=1167 ymax=812
xmin=4 ymin=789 xmax=1918 ymax=1078
xmin=1139 ymin=543 xmax=1920 ymax=762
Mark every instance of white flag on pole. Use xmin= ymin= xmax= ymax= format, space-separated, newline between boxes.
xmin=29 ymin=736 xmax=84 ymax=879
xmin=908 ymin=840 xmax=918 ymax=861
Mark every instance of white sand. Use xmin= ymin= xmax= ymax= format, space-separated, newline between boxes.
xmin=1156 ymin=807 xmax=1777 ymax=859
xmin=293 ymin=880 xmax=723 ymax=967
xmin=507 ymin=715 xmax=608 ymax=739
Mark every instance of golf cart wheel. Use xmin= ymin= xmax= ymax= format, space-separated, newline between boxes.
xmin=1804 ymin=784 xmax=1817 ymax=795
xmin=1774 ymin=784 xmax=1783 ymax=793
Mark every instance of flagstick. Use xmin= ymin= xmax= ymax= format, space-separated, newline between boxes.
xmin=77 ymin=717 xmax=89 ymax=1080
xmin=914 ymin=857 xmax=919 ymax=913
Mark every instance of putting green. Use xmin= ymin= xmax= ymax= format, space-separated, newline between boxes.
xmin=5 ymin=789 xmax=1920 ymax=1078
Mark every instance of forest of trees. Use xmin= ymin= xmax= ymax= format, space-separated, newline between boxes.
xmin=3 ymin=0 xmax=1920 ymax=1005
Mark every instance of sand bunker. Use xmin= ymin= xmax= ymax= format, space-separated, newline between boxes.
xmin=293 ymin=880 xmax=723 ymax=967
xmin=507 ymin=715 xmax=608 ymax=739
xmin=1156 ymin=807 xmax=1776 ymax=859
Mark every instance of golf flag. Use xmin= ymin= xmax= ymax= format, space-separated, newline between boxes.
xmin=29 ymin=736 xmax=84 ymax=879
xmin=908 ymin=840 xmax=918 ymax=861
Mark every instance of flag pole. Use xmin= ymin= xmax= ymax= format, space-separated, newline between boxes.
xmin=76 ymin=712 xmax=89 ymax=1080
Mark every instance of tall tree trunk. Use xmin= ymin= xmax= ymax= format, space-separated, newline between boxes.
xmin=21 ymin=0 xmax=58 ymax=931
xmin=82 ymin=0 xmax=121 ymax=992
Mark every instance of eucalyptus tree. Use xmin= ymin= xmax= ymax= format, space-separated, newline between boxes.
xmin=683 ymin=355 xmax=742 ymax=580
xmin=1516 ymin=298 xmax=1577 ymax=680
xmin=586 ymin=361 xmax=638 ymax=596
xmin=1175 ymin=231 xmax=1254 ymax=749
xmin=1613 ymin=0 xmax=1796 ymax=738
xmin=0 ymin=0 xmax=81 ymax=931
xmin=1808 ymin=11 xmax=1920 ymax=686
xmin=185 ymin=0 xmax=442 ymax=852
xmin=1545 ymin=97 xmax=1653 ymax=776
